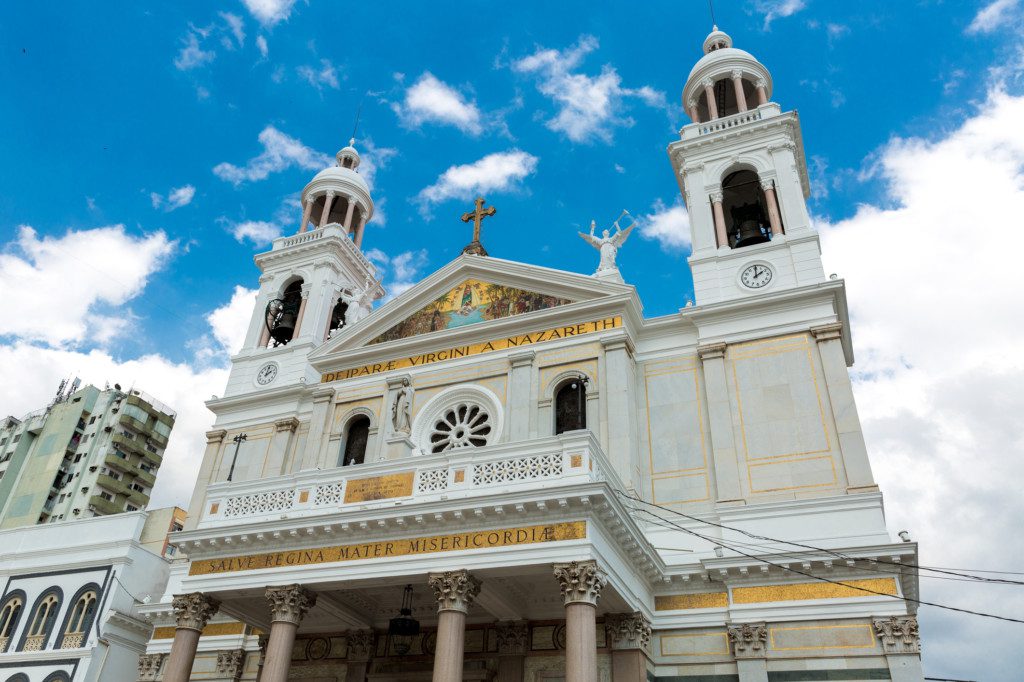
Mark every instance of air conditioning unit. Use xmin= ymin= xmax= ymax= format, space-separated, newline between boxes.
xmin=103 ymin=426 xmax=112 ymax=432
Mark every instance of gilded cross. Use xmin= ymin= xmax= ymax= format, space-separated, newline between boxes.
xmin=460 ymin=196 xmax=496 ymax=256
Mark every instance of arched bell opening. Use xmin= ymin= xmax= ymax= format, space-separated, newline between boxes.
xmin=722 ymin=169 xmax=772 ymax=249
xmin=554 ymin=378 xmax=588 ymax=435
xmin=327 ymin=297 xmax=349 ymax=339
xmin=311 ymin=194 xmax=353 ymax=227
xmin=696 ymin=89 xmax=712 ymax=123
xmin=717 ymin=78 xmax=758 ymax=117
xmin=339 ymin=415 xmax=370 ymax=466
xmin=265 ymin=279 xmax=303 ymax=346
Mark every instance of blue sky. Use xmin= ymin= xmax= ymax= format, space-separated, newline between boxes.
xmin=3 ymin=1 xmax=1024 ymax=679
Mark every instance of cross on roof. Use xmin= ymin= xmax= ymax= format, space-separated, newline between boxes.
xmin=460 ymin=196 xmax=496 ymax=256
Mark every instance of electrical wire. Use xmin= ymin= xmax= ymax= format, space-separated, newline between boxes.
xmin=628 ymin=504 xmax=1024 ymax=625
xmin=617 ymin=490 xmax=1024 ymax=587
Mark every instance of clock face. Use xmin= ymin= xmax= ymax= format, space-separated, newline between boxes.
xmin=740 ymin=263 xmax=773 ymax=289
xmin=255 ymin=363 xmax=278 ymax=386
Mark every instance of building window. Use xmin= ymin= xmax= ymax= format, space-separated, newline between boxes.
xmin=126 ymin=504 xmax=138 ymax=511
xmin=130 ymin=483 xmax=145 ymax=493
xmin=328 ymin=297 xmax=349 ymax=338
xmin=554 ymin=378 xmax=588 ymax=435
xmin=22 ymin=591 xmax=60 ymax=651
xmin=0 ymin=595 xmax=24 ymax=652
xmin=429 ymin=403 xmax=493 ymax=453
xmin=340 ymin=416 xmax=370 ymax=466
xmin=60 ymin=589 xmax=97 ymax=649
xmin=722 ymin=169 xmax=773 ymax=248
xmin=99 ymin=492 xmax=113 ymax=502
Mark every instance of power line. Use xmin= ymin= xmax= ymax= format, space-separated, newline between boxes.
xmin=618 ymin=491 xmax=1024 ymax=587
xmin=628 ymin=504 xmax=1024 ymax=625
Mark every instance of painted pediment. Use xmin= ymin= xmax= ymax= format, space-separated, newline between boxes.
xmin=368 ymin=279 xmax=573 ymax=345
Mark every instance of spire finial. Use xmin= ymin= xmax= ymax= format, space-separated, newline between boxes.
xmin=708 ymin=0 xmax=717 ymax=28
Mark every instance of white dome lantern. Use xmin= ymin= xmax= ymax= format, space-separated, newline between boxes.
xmin=297 ymin=138 xmax=374 ymax=249
xmin=683 ymin=27 xmax=774 ymax=124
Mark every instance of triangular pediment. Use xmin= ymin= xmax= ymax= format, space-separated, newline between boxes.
xmin=309 ymin=254 xmax=636 ymax=361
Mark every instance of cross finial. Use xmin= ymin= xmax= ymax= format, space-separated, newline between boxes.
xmin=459 ymin=196 xmax=496 ymax=256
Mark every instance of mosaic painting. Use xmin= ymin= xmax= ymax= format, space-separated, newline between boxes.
xmin=369 ymin=279 xmax=572 ymax=344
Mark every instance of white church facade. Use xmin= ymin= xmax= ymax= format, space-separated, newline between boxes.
xmin=138 ymin=28 xmax=924 ymax=682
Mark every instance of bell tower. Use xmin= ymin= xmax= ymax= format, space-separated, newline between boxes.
xmin=224 ymin=140 xmax=385 ymax=398
xmin=668 ymin=27 xmax=826 ymax=305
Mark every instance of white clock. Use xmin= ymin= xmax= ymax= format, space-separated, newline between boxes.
xmin=255 ymin=362 xmax=279 ymax=386
xmin=740 ymin=263 xmax=773 ymax=289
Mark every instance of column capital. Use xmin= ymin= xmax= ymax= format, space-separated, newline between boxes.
xmin=553 ymin=560 xmax=607 ymax=606
xmin=324 ymin=190 xmax=336 ymax=199
xmin=759 ymin=178 xmax=776 ymax=192
xmin=205 ymin=429 xmax=228 ymax=445
xmin=698 ymin=342 xmax=728 ymax=360
xmin=494 ymin=620 xmax=529 ymax=656
xmin=687 ymin=98 xmax=698 ymax=109
xmin=428 ymin=570 xmax=481 ymax=614
xmin=312 ymin=387 xmax=336 ymax=404
xmin=346 ymin=629 xmax=376 ymax=662
xmin=266 ymin=584 xmax=317 ymax=624
xmin=701 ymin=77 xmax=715 ymax=89
xmin=605 ymin=612 xmax=652 ymax=652
xmin=731 ymin=68 xmax=744 ymax=80
xmin=171 ymin=593 xmax=220 ymax=632
xmin=810 ymin=322 xmax=844 ymax=343
xmin=756 ymin=78 xmax=768 ymax=89
xmin=727 ymin=622 xmax=767 ymax=659
xmin=600 ymin=330 xmax=634 ymax=354
xmin=709 ymin=190 xmax=724 ymax=204
xmin=872 ymin=615 xmax=920 ymax=654
xmin=508 ymin=349 xmax=537 ymax=368
xmin=215 ymin=648 xmax=246 ymax=680
xmin=274 ymin=417 xmax=301 ymax=433
xmin=137 ymin=653 xmax=165 ymax=681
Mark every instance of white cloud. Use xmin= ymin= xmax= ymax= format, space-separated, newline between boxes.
xmin=511 ymin=35 xmax=667 ymax=143
xmin=416 ymin=150 xmax=538 ymax=212
xmin=818 ymin=86 xmax=1024 ymax=680
xmin=392 ymin=72 xmax=484 ymax=135
xmin=240 ymin=0 xmax=296 ymax=26
xmin=174 ymin=31 xmax=215 ymax=70
xmin=967 ymin=0 xmax=1021 ymax=33
xmin=150 ymin=185 xmax=196 ymax=211
xmin=757 ymin=0 xmax=807 ymax=29
xmin=256 ymin=35 xmax=268 ymax=58
xmin=230 ymin=220 xmax=281 ymax=245
xmin=205 ymin=286 xmax=256 ymax=357
xmin=355 ymin=139 xmax=397 ymax=191
xmin=366 ymin=248 xmax=429 ymax=298
xmin=219 ymin=12 xmax=245 ymax=48
xmin=639 ymin=199 xmax=691 ymax=252
xmin=297 ymin=59 xmax=340 ymax=91
xmin=213 ymin=125 xmax=331 ymax=185
xmin=0 ymin=226 xmax=175 ymax=347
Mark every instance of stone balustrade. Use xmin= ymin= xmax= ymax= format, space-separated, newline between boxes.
xmin=197 ymin=432 xmax=616 ymax=529
xmin=679 ymin=102 xmax=781 ymax=139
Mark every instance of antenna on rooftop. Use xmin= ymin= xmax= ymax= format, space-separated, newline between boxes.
xmin=350 ymin=97 xmax=364 ymax=144
xmin=708 ymin=0 xmax=717 ymax=28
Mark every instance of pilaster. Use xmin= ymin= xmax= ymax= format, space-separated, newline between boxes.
xmin=698 ymin=343 xmax=744 ymax=504
xmin=345 ymin=629 xmax=375 ymax=682
xmin=137 ymin=653 xmax=164 ymax=681
xmin=263 ymin=417 xmax=300 ymax=477
xmin=302 ymin=387 xmax=336 ymax=470
xmin=215 ymin=648 xmax=246 ymax=681
xmin=185 ymin=429 xmax=227 ymax=531
xmin=606 ymin=613 xmax=651 ymax=682
xmin=728 ymin=623 xmax=768 ymax=682
xmin=873 ymin=616 xmax=924 ymax=682
xmin=495 ymin=621 xmax=529 ymax=682
xmin=601 ymin=332 xmax=639 ymax=491
xmin=507 ymin=350 xmax=536 ymax=441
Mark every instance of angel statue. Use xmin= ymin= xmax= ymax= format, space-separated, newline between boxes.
xmin=578 ymin=210 xmax=635 ymax=278
xmin=344 ymin=275 xmax=381 ymax=326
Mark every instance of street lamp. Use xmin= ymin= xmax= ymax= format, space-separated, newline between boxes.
xmin=226 ymin=433 xmax=247 ymax=482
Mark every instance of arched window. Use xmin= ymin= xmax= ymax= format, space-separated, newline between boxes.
xmin=42 ymin=674 xmax=71 ymax=682
xmin=5 ymin=674 xmax=29 ymax=682
xmin=265 ymin=280 xmax=304 ymax=347
xmin=722 ymin=169 xmax=772 ymax=249
xmin=0 ymin=594 xmax=24 ymax=652
xmin=327 ymin=297 xmax=349 ymax=339
xmin=59 ymin=586 xmax=99 ymax=649
xmin=554 ymin=378 xmax=588 ymax=435
xmin=340 ymin=415 xmax=370 ymax=466
xmin=21 ymin=589 xmax=61 ymax=651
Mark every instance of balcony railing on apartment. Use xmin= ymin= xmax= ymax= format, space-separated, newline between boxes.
xmin=198 ymin=432 xmax=619 ymax=529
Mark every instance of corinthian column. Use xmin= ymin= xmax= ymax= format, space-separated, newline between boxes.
xmin=711 ymin=190 xmax=728 ymax=248
xmin=163 ymin=593 xmax=220 ymax=682
xmin=262 ymin=585 xmax=317 ymax=682
xmin=428 ymin=570 xmax=481 ymax=682
xmin=494 ymin=621 xmax=529 ymax=682
xmin=320 ymin=191 xmax=336 ymax=228
xmin=873 ymin=616 xmax=923 ymax=682
xmin=345 ymin=629 xmax=376 ymax=682
xmin=731 ymin=70 xmax=748 ymax=112
xmin=728 ymin=623 xmax=768 ymax=682
xmin=606 ymin=612 xmax=651 ymax=682
xmin=553 ymin=561 xmax=607 ymax=682
xmin=702 ymin=78 xmax=719 ymax=119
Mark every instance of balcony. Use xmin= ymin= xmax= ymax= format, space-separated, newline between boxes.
xmin=112 ymin=433 xmax=162 ymax=465
xmin=97 ymin=474 xmax=132 ymax=497
xmin=61 ymin=633 xmax=83 ymax=649
xmin=679 ymin=102 xmax=781 ymax=140
xmin=0 ymin=635 xmax=7 ymax=652
xmin=23 ymin=634 xmax=45 ymax=651
xmin=198 ymin=431 xmax=619 ymax=529
xmin=88 ymin=494 xmax=122 ymax=516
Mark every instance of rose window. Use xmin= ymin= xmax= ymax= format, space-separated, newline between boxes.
xmin=429 ymin=402 xmax=493 ymax=453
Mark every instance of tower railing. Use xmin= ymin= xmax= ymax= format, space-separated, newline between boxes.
xmin=679 ymin=102 xmax=781 ymax=140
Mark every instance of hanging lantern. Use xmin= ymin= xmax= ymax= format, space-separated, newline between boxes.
xmin=387 ymin=584 xmax=419 ymax=656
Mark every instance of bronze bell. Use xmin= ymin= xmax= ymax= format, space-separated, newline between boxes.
xmin=269 ymin=312 xmax=296 ymax=345
xmin=733 ymin=219 xmax=770 ymax=248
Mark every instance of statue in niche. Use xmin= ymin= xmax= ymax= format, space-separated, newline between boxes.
xmin=391 ymin=378 xmax=413 ymax=434
xmin=345 ymin=275 xmax=379 ymax=326
xmin=578 ymin=210 xmax=635 ymax=275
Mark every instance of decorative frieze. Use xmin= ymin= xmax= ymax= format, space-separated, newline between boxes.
xmin=428 ymin=569 xmax=481 ymax=614
xmin=266 ymin=584 xmax=317 ymax=624
xmin=553 ymin=560 xmax=607 ymax=606
xmin=215 ymin=648 xmax=246 ymax=680
xmin=346 ymin=629 xmax=376 ymax=661
xmin=872 ymin=615 xmax=920 ymax=654
xmin=171 ymin=593 xmax=220 ymax=632
xmin=605 ymin=612 xmax=652 ymax=652
xmin=494 ymin=621 xmax=529 ymax=656
xmin=727 ymin=623 xmax=768 ymax=658
xmin=137 ymin=652 xmax=164 ymax=681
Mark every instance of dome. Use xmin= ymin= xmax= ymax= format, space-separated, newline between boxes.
xmin=308 ymin=165 xmax=370 ymax=196
xmin=702 ymin=26 xmax=733 ymax=54
xmin=687 ymin=46 xmax=759 ymax=82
